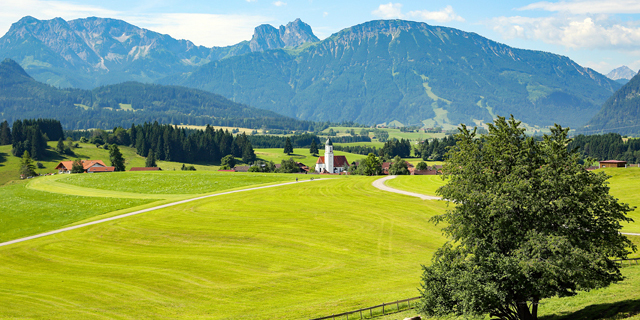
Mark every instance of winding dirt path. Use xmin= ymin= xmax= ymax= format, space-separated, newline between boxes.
xmin=372 ymin=175 xmax=441 ymax=200
xmin=0 ymin=179 xmax=319 ymax=248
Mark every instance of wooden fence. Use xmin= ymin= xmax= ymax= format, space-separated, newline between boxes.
xmin=309 ymin=297 xmax=420 ymax=320
xmin=310 ymin=259 xmax=640 ymax=320
xmin=614 ymin=257 xmax=640 ymax=266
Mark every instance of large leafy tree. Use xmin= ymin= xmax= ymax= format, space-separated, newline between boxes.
xmin=109 ymin=144 xmax=126 ymax=171
xmin=419 ymin=116 xmax=636 ymax=320
xmin=389 ymin=155 xmax=409 ymax=175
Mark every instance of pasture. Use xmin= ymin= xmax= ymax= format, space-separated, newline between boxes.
xmin=0 ymin=176 xmax=450 ymax=319
xmin=0 ymin=165 xmax=639 ymax=318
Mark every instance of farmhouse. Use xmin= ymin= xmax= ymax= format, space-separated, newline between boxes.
xmin=55 ymin=160 xmax=107 ymax=173
xmin=129 ymin=167 xmax=162 ymax=171
xmin=315 ymin=138 xmax=349 ymax=174
xmin=599 ymin=160 xmax=627 ymax=168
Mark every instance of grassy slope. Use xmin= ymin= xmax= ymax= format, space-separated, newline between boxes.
xmin=320 ymin=126 xmax=446 ymax=141
xmin=0 ymin=142 xmax=222 ymax=185
xmin=0 ymin=172 xmax=297 ymax=242
xmin=0 ymin=177 xmax=449 ymax=319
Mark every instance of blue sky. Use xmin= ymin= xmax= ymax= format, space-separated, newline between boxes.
xmin=1 ymin=0 xmax=639 ymax=74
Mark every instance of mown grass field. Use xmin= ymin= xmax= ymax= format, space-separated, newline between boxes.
xmin=58 ymin=171 xmax=297 ymax=195
xmin=1 ymin=160 xmax=640 ymax=319
xmin=319 ymin=126 xmax=445 ymax=141
xmin=0 ymin=176 xmax=450 ymax=319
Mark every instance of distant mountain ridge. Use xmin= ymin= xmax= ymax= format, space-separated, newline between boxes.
xmin=607 ymin=66 xmax=637 ymax=81
xmin=582 ymin=71 xmax=640 ymax=135
xmin=0 ymin=16 xmax=319 ymax=88
xmin=0 ymin=58 xmax=315 ymax=131
xmin=162 ymin=19 xmax=620 ymax=129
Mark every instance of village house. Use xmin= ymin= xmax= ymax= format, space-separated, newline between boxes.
xmin=55 ymin=160 xmax=108 ymax=173
xmin=315 ymin=138 xmax=349 ymax=174
xmin=599 ymin=160 xmax=627 ymax=168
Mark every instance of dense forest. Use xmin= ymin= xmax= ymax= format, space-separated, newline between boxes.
xmin=568 ymin=133 xmax=640 ymax=163
xmin=1 ymin=119 xmax=64 ymax=160
xmin=88 ymin=122 xmax=258 ymax=164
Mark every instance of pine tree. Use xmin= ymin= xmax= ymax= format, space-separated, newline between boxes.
xmin=310 ymin=139 xmax=318 ymax=156
xmin=109 ymin=144 xmax=126 ymax=171
xmin=56 ymin=138 xmax=65 ymax=154
xmin=242 ymin=142 xmax=256 ymax=164
xmin=20 ymin=151 xmax=36 ymax=177
xmin=284 ymin=137 xmax=293 ymax=155
xmin=145 ymin=149 xmax=157 ymax=167
xmin=0 ymin=120 xmax=11 ymax=145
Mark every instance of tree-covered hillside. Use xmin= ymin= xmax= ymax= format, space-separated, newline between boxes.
xmin=0 ymin=59 xmax=317 ymax=130
xmin=163 ymin=20 xmax=620 ymax=129
xmin=582 ymin=71 xmax=640 ymax=135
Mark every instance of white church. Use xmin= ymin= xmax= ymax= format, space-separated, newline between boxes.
xmin=315 ymin=138 xmax=349 ymax=174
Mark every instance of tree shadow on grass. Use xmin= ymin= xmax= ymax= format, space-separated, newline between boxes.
xmin=540 ymin=299 xmax=640 ymax=320
xmin=0 ymin=151 xmax=7 ymax=167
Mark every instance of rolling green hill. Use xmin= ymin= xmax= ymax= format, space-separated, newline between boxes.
xmin=0 ymin=173 xmax=639 ymax=319
xmin=164 ymin=20 xmax=620 ymax=129
xmin=0 ymin=59 xmax=316 ymax=130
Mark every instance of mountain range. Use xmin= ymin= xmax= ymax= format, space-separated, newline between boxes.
xmin=0 ymin=16 xmax=318 ymax=89
xmin=0 ymin=58 xmax=314 ymax=131
xmin=0 ymin=16 xmax=629 ymax=131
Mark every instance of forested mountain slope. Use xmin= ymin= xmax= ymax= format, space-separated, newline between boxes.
xmin=583 ymin=71 xmax=640 ymax=135
xmin=0 ymin=59 xmax=315 ymax=130
xmin=163 ymin=20 xmax=620 ymax=129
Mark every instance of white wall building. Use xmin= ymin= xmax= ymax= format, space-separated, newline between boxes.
xmin=315 ymin=138 xmax=349 ymax=173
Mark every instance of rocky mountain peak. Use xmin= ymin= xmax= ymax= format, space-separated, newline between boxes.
xmin=249 ymin=19 xmax=318 ymax=52
xmin=607 ymin=66 xmax=637 ymax=81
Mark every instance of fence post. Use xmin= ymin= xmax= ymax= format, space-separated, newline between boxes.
xmin=396 ymin=300 xmax=399 ymax=311
xmin=359 ymin=310 xmax=362 ymax=319
xmin=382 ymin=303 xmax=385 ymax=315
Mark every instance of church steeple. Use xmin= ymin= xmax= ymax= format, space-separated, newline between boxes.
xmin=325 ymin=138 xmax=334 ymax=173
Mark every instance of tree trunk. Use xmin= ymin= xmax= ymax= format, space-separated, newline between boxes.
xmin=516 ymin=301 xmax=536 ymax=320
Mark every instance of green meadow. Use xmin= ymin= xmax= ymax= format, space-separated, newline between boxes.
xmin=1 ymin=151 xmax=640 ymax=318
xmin=319 ymin=126 xmax=445 ymax=141
xmin=0 ymin=177 xmax=450 ymax=319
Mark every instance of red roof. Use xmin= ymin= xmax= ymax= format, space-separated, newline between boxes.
xmin=129 ymin=167 xmax=161 ymax=171
xmin=316 ymin=155 xmax=349 ymax=167
xmin=87 ymin=166 xmax=115 ymax=172
xmin=55 ymin=160 xmax=107 ymax=171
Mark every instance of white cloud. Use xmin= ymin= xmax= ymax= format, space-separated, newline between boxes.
xmin=273 ymin=1 xmax=287 ymax=7
xmin=372 ymin=3 xmax=464 ymax=23
xmin=488 ymin=15 xmax=640 ymax=50
xmin=131 ymin=13 xmax=272 ymax=47
xmin=323 ymin=12 xmax=329 ymax=17
xmin=519 ymin=0 xmax=640 ymax=14
xmin=372 ymin=3 xmax=404 ymax=19
xmin=408 ymin=6 xmax=465 ymax=23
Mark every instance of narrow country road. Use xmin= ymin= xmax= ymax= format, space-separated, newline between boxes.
xmin=372 ymin=176 xmax=640 ymax=237
xmin=372 ymin=175 xmax=441 ymax=200
xmin=0 ymin=179 xmax=318 ymax=248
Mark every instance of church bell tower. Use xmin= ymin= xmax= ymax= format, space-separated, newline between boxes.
xmin=325 ymin=138 xmax=334 ymax=173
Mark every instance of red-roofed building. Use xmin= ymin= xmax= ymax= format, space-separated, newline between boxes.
xmin=55 ymin=160 xmax=107 ymax=173
xmin=315 ymin=138 xmax=349 ymax=174
xmin=599 ymin=160 xmax=627 ymax=168
xmin=129 ymin=167 xmax=162 ymax=171
xmin=87 ymin=166 xmax=115 ymax=173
